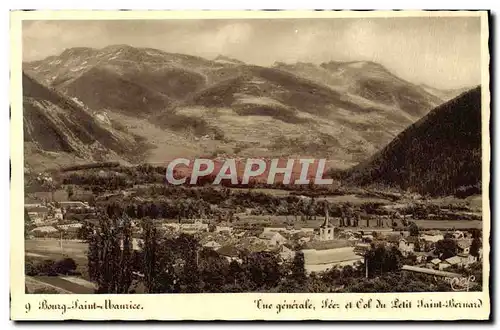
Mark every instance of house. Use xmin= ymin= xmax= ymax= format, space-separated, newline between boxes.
xmin=439 ymin=256 xmax=462 ymax=270
xmin=263 ymin=227 xmax=288 ymax=234
xmin=177 ymin=220 xmax=209 ymax=233
xmin=203 ymin=240 xmax=222 ymax=250
xmin=456 ymin=239 xmax=473 ymax=255
xmin=427 ymin=258 xmax=442 ymax=269
xmin=385 ymin=234 xmax=402 ymax=246
xmin=54 ymin=208 xmax=63 ymax=220
xmin=259 ymin=232 xmax=287 ymax=247
xmin=402 ymin=265 xmax=461 ymax=278
xmin=217 ymin=245 xmax=241 ymax=263
xmin=302 ymin=246 xmax=363 ymax=274
xmin=361 ymin=234 xmax=374 ymax=242
xmin=298 ymin=236 xmax=311 ymax=244
xmin=215 ymin=224 xmax=232 ymax=233
xmin=398 ymin=237 xmax=417 ymax=256
xmin=414 ymin=251 xmax=431 ymax=264
xmin=457 ymin=253 xmax=478 ymax=267
xmin=58 ymin=223 xmax=83 ymax=231
xmin=353 ymin=242 xmax=371 ymax=256
xmin=31 ymin=226 xmax=58 ymax=234
xmin=421 ymin=233 xmax=444 ymax=244
xmin=59 ymin=201 xmax=90 ymax=209
xmin=25 ymin=203 xmax=43 ymax=209
xmin=278 ymin=245 xmax=296 ymax=261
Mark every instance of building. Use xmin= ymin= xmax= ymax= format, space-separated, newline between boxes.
xmin=456 ymin=239 xmax=473 ymax=255
xmin=59 ymin=201 xmax=90 ymax=209
xmin=217 ymin=245 xmax=241 ymax=263
xmin=439 ymin=256 xmax=463 ymax=270
xmin=318 ymin=208 xmax=335 ymax=241
xmin=58 ymin=223 xmax=83 ymax=231
xmin=215 ymin=224 xmax=232 ymax=233
xmin=26 ymin=205 xmax=49 ymax=225
xmin=401 ymin=265 xmax=461 ymax=278
xmin=398 ymin=237 xmax=417 ymax=256
xmin=162 ymin=220 xmax=209 ymax=233
xmin=259 ymin=232 xmax=287 ymax=247
xmin=302 ymin=246 xmax=363 ymax=274
xmin=203 ymin=240 xmax=222 ymax=250
xmin=421 ymin=233 xmax=444 ymax=244
xmin=54 ymin=208 xmax=63 ymax=220
xmin=353 ymin=242 xmax=371 ymax=255
xmin=457 ymin=253 xmax=478 ymax=267
xmin=278 ymin=245 xmax=296 ymax=262
xmin=426 ymin=258 xmax=442 ymax=269
xmin=30 ymin=226 xmax=58 ymax=235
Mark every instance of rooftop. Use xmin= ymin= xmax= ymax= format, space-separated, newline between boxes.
xmin=302 ymin=247 xmax=362 ymax=265
xmin=401 ymin=265 xmax=461 ymax=278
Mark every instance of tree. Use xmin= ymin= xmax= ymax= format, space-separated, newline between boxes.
xmin=470 ymin=236 xmax=481 ymax=258
xmin=86 ymin=210 xmax=134 ymax=293
xmin=243 ymin=251 xmax=282 ymax=290
xmin=54 ymin=258 xmax=77 ymax=275
xmin=435 ymin=238 xmax=458 ymax=260
xmin=66 ymin=185 xmax=74 ymax=200
xmin=24 ymin=208 xmax=34 ymax=238
xmin=289 ymin=251 xmax=306 ymax=287
xmin=409 ymin=222 xmax=419 ymax=237
xmin=365 ymin=245 xmax=402 ymax=277
xmin=198 ymin=248 xmax=228 ymax=292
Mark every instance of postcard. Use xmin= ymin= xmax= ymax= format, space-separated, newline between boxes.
xmin=10 ymin=10 xmax=490 ymax=321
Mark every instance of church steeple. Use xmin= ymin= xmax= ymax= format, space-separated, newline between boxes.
xmin=321 ymin=205 xmax=333 ymax=228
xmin=319 ymin=204 xmax=335 ymax=241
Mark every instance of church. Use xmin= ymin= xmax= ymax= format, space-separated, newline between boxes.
xmin=318 ymin=208 xmax=335 ymax=241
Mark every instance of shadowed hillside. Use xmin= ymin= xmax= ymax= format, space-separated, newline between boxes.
xmin=23 ymin=73 xmax=144 ymax=168
xmin=62 ymin=67 xmax=172 ymax=116
xmin=338 ymin=87 xmax=482 ymax=196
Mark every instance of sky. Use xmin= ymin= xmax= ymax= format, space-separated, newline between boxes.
xmin=22 ymin=17 xmax=482 ymax=89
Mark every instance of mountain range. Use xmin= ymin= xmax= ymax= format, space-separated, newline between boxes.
xmin=23 ymin=44 xmax=471 ymax=171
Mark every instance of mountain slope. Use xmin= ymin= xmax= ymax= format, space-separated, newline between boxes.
xmin=62 ymin=66 xmax=173 ymax=116
xmin=338 ymin=87 xmax=482 ymax=196
xmin=24 ymin=45 xmax=448 ymax=166
xmin=23 ymin=73 xmax=143 ymax=169
xmin=276 ymin=60 xmax=443 ymax=118
xmin=420 ymin=84 xmax=472 ymax=102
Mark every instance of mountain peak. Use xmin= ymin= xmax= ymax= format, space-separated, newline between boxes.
xmin=59 ymin=47 xmax=96 ymax=58
xmin=214 ymin=55 xmax=245 ymax=65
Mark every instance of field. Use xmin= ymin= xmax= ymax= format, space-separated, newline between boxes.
xmin=27 ymin=276 xmax=94 ymax=294
xmin=224 ymin=214 xmax=481 ymax=231
xmin=25 ymin=239 xmax=89 ymax=278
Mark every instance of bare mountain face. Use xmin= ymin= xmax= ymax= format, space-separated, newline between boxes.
xmin=420 ymin=84 xmax=472 ymax=102
xmin=275 ymin=60 xmax=444 ymax=117
xmin=22 ymin=73 xmax=146 ymax=170
xmin=338 ymin=87 xmax=482 ymax=197
xmin=23 ymin=45 xmax=449 ymax=168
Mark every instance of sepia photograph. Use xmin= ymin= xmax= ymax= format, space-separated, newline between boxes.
xmin=10 ymin=10 xmax=490 ymax=320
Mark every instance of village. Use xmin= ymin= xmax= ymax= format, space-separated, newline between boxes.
xmin=25 ymin=196 xmax=483 ymax=281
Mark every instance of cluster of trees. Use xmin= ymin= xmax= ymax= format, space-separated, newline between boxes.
xmin=25 ymin=257 xmax=78 ymax=276
xmin=101 ymin=185 xmax=397 ymax=224
xmin=63 ymin=172 xmax=131 ymax=192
